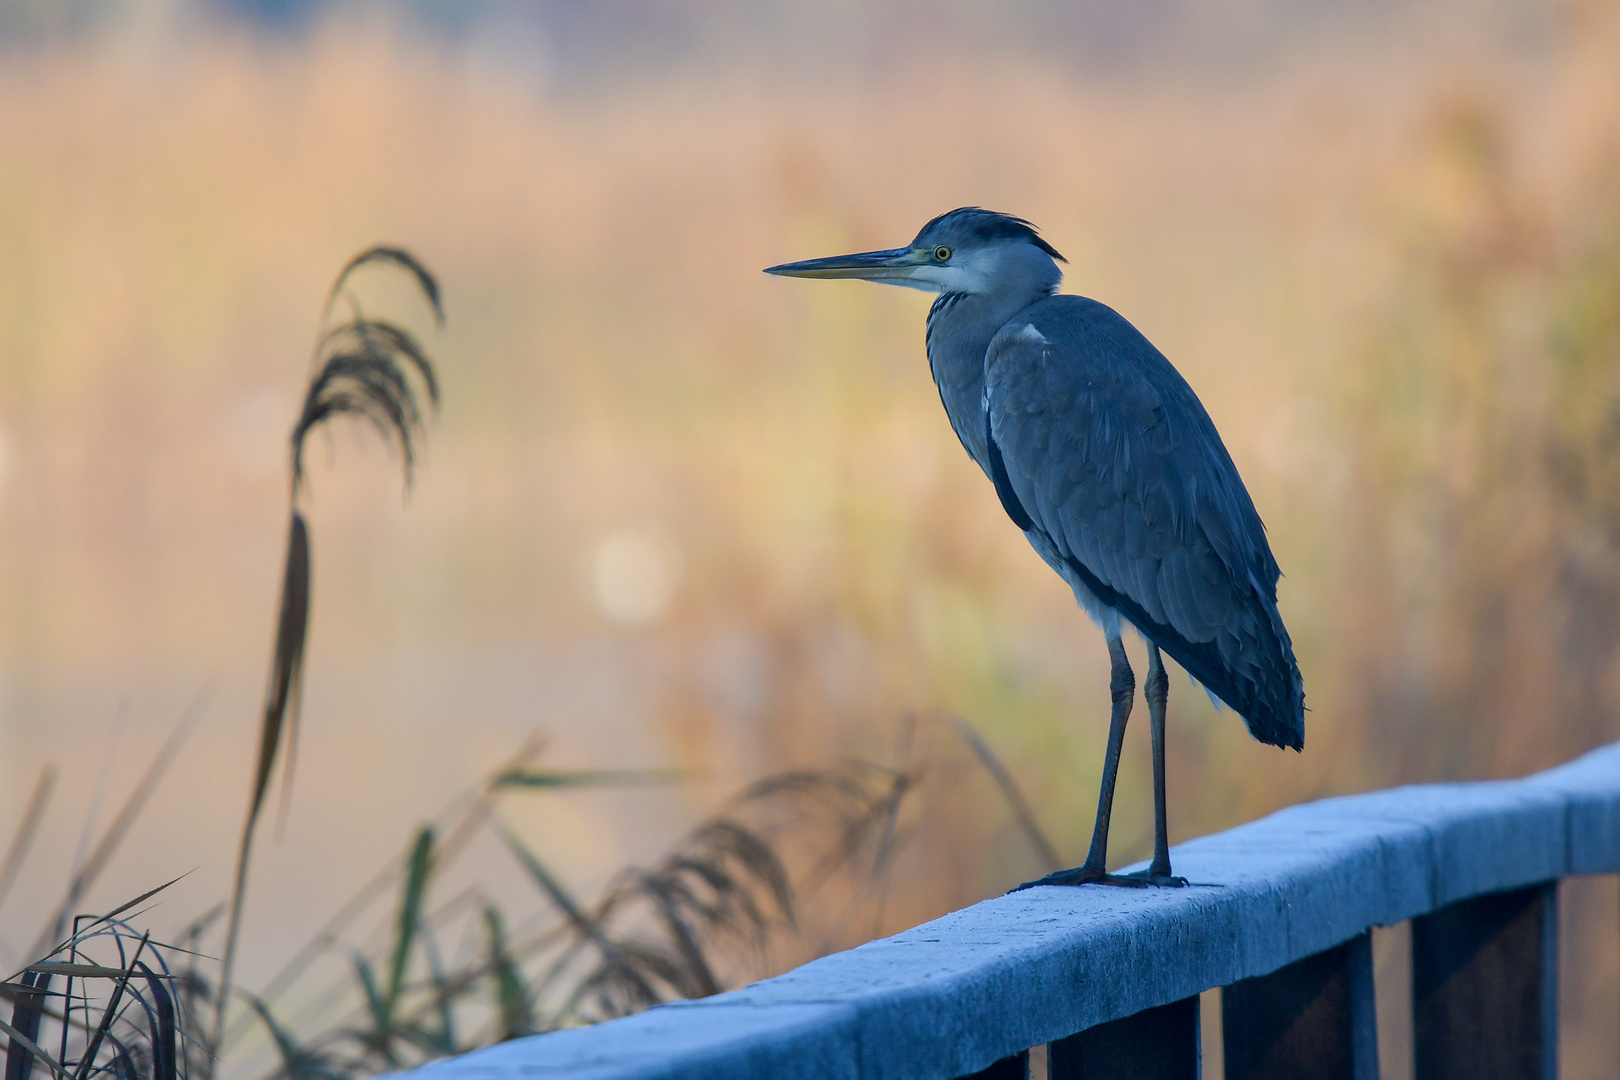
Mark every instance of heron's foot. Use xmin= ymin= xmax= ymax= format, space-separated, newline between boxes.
xmin=1009 ymin=864 xmax=1149 ymax=892
xmin=1122 ymin=867 xmax=1188 ymax=888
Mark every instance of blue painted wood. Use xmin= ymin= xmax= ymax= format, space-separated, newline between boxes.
xmin=1223 ymin=933 xmax=1377 ymax=1080
xmin=1048 ymin=996 xmax=1199 ymax=1079
xmin=1412 ymin=883 xmax=1557 ymax=1080
xmin=405 ymin=742 xmax=1620 ymax=1080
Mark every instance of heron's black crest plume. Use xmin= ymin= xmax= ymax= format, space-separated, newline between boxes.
xmin=917 ymin=207 xmax=1067 ymax=263
xmin=211 ymin=247 xmax=444 ymax=1077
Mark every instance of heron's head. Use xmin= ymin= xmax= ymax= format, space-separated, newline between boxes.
xmin=765 ymin=208 xmax=1065 ymax=296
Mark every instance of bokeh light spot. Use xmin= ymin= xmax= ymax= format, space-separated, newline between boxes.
xmin=593 ymin=527 xmax=683 ymax=625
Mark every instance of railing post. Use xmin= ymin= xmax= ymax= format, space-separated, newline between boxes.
xmin=1048 ymin=996 xmax=1200 ymax=1079
xmin=1220 ymin=932 xmax=1378 ymax=1080
xmin=1412 ymin=882 xmax=1557 ymax=1080
xmin=956 ymin=1051 xmax=1029 ymax=1080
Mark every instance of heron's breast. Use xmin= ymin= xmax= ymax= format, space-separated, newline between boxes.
xmin=1024 ymin=526 xmax=1122 ymax=637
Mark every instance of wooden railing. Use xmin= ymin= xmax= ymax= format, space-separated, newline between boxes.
xmin=409 ymin=742 xmax=1620 ymax=1079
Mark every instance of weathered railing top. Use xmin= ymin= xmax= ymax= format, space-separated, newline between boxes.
xmin=410 ymin=742 xmax=1620 ymax=1080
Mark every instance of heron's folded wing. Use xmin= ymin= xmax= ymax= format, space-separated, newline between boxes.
xmin=984 ymin=405 xmax=1035 ymax=532
xmin=984 ymin=298 xmax=1276 ymax=648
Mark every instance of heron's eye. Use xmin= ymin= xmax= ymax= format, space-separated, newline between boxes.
xmin=934 ymin=246 xmax=952 ymax=261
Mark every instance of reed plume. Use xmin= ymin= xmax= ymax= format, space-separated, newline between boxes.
xmin=209 ymin=248 xmax=443 ymax=1078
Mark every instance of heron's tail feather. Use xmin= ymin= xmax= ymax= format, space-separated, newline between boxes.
xmin=1138 ymin=582 xmax=1304 ymax=750
xmin=1211 ymin=572 xmax=1304 ymax=750
xmin=1057 ymin=550 xmax=1304 ymax=749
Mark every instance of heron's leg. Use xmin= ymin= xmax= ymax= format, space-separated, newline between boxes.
xmin=1130 ymin=643 xmax=1187 ymax=887
xmin=1011 ymin=632 xmax=1145 ymax=890
xmin=1081 ymin=632 xmax=1134 ymax=871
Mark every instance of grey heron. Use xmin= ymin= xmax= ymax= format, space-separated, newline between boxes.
xmin=765 ymin=208 xmax=1304 ymax=887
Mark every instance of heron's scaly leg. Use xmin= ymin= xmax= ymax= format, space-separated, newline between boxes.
xmin=1011 ymin=632 xmax=1146 ymax=890
xmin=1130 ymin=643 xmax=1187 ymax=887
xmin=1081 ymin=633 xmax=1134 ymax=871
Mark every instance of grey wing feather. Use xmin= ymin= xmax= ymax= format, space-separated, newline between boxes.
xmin=984 ymin=403 xmax=1034 ymax=531
xmin=984 ymin=296 xmax=1304 ymax=749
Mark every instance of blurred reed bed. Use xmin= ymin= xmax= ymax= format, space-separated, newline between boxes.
xmin=201 ymin=746 xmax=922 ymax=1080
xmin=0 ymin=727 xmax=927 ymax=1080
xmin=0 ymin=245 xmax=938 ymax=1080
xmin=0 ymin=2 xmax=1618 ymax=1075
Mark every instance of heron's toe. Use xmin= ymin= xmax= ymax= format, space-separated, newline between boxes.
xmin=1009 ymin=866 xmax=1149 ymax=892
xmin=1123 ymin=869 xmax=1189 ymax=888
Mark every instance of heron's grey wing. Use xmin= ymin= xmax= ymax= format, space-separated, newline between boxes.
xmin=985 ymin=405 xmax=1035 ymax=532
xmin=984 ymin=296 xmax=1303 ymax=748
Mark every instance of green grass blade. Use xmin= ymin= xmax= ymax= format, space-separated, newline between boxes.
xmin=480 ymin=909 xmax=532 ymax=1042
xmin=22 ymin=965 xmax=130 ymax=980
xmin=93 ymin=876 xmax=189 ymax=931
xmin=351 ymin=953 xmax=386 ymax=1040
xmin=383 ymin=827 xmax=434 ymax=1031
xmin=490 ymin=821 xmax=588 ymax=926
xmin=222 ymin=733 xmax=547 ymax=1054
xmin=417 ymin=921 xmax=455 ymax=1056
xmin=491 ymin=769 xmax=693 ymax=790
xmin=495 ymin=819 xmax=661 ymax=1010
xmin=241 ymin=993 xmax=305 ymax=1072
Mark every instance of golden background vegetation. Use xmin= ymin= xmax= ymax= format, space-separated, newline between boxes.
xmin=1 ymin=2 xmax=1619 ymax=1074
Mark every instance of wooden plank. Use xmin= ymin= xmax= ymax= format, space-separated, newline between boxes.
xmin=1049 ymin=997 xmax=1199 ymax=1080
xmin=1222 ymin=933 xmax=1377 ymax=1080
xmin=955 ymin=1050 xmax=1028 ymax=1080
xmin=1412 ymin=883 xmax=1557 ymax=1080
xmin=400 ymin=744 xmax=1620 ymax=1080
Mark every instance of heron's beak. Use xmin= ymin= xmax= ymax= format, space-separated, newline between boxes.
xmin=763 ymin=247 xmax=927 ymax=282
